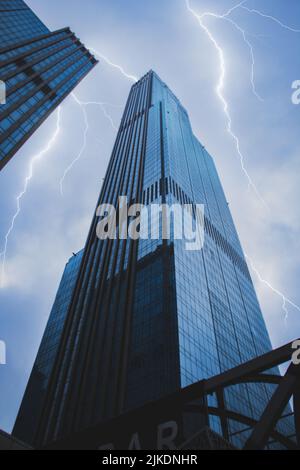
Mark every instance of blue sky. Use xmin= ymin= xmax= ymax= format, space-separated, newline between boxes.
xmin=1 ymin=0 xmax=300 ymax=432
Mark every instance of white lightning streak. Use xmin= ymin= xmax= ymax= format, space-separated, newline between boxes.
xmin=241 ymin=6 xmax=300 ymax=33
xmin=196 ymin=0 xmax=262 ymax=101
xmin=1 ymin=50 xmax=137 ymax=281
xmin=199 ymin=9 xmax=263 ymax=101
xmin=59 ymin=49 xmax=137 ymax=192
xmin=0 ymin=107 xmax=62 ymax=288
xmin=223 ymin=0 xmax=247 ymax=17
xmin=246 ymin=254 xmax=300 ymax=323
xmin=222 ymin=16 xmax=263 ymax=102
xmin=186 ymin=1 xmax=300 ymax=323
xmin=76 ymin=99 xmax=119 ymax=131
xmin=185 ymin=0 xmax=268 ymax=207
xmin=88 ymin=47 xmax=138 ymax=83
xmin=59 ymin=92 xmax=122 ymax=195
xmin=59 ymin=94 xmax=89 ymax=196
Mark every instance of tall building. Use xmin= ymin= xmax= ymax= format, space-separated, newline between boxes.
xmin=13 ymin=71 xmax=293 ymax=448
xmin=0 ymin=0 xmax=97 ymax=171
xmin=13 ymin=250 xmax=84 ymax=445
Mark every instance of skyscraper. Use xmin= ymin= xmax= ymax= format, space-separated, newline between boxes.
xmin=13 ymin=250 xmax=84 ymax=445
xmin=0 ymin=0 xmax=97 ymax=171
xmin=13 ymin=71 xmax=293 ymax=448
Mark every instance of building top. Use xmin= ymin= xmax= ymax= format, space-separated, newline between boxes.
xmin=0 ymin=0 xmax=49 ymax=48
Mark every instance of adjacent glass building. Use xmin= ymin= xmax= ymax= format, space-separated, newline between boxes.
xmin=13 ymin=250 xmax=84 ymax=445
xmin=0 ymin=0 xmax=97 ymax=170
xmin=13 ymin=71 xmax=294 ymax=448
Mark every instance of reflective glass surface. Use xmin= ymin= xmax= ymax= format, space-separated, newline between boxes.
xmin=0 ymin=0 xmax=96 ymax=170
xmin=13 ymin=250 xmax=83 ymax=445
xmin=14 ymin=71 xmax=294 ymax=448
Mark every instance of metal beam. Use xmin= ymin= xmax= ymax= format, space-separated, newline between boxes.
xmin=293 ymin=375 xmax=300 ymax=447
xmin=244 ymin=364 xmax=300 ymax=450
xmin=44 ymin=339 xmax=299 ymax=450
xmin=185 ymin=404 xmax=297 ymax=450
xmin=179 ymin=340 xmax=298 ymax=404
xmin=234 ymin=373 xmax=282 ymax=385
xmin=204 ymin=342 xmax=297 ymax=395
xmin=216 ymin=389 xmax=229 ymax=441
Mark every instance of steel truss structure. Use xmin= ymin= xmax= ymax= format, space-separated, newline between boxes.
xmin=46 ymin=339 xmax=300 ymax=450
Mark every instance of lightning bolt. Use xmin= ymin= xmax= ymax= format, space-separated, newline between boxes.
xmin=186 ymin=0 xmax=300 ymax=322
xmin=1 ymin=51 xmax=136 ymax=277
xmin=198 ymin=6 xmax=263 ymax=101
xmin=185 ymin=0 xmax=268 ymax=208
xmin=59 ymin=50 xmax=137 ymax=194
xmin=0 ymin=107 xmax=62 ymax=288
xmin=86 ymin=101 xmax=119 ymax=131
xmin=88 ymin=47 xmax=138 ymax=83
xmin=59 ymin=93 xmax=123 ymax=195
xmin=59 ymin=94 xmax=89 ymax=196
xmin=246 ymin=254 xmax=300 ymax=324
xmin=72 ymin=95 xmax=121 ymax=132
xmin=240 ymin=5 xmax=300 ymax=33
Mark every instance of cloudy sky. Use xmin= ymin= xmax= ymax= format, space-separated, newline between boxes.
xmin=1 ymin=0 xmax=300 ymax=432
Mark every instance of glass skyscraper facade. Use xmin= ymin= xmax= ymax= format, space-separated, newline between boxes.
xmin=13 ymin=250 xmax=84 ymax=445
xmin=0 ymin=0 xmax=97 ymax=170
xmin=13 ymin=71 xmax=294 ymax=449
